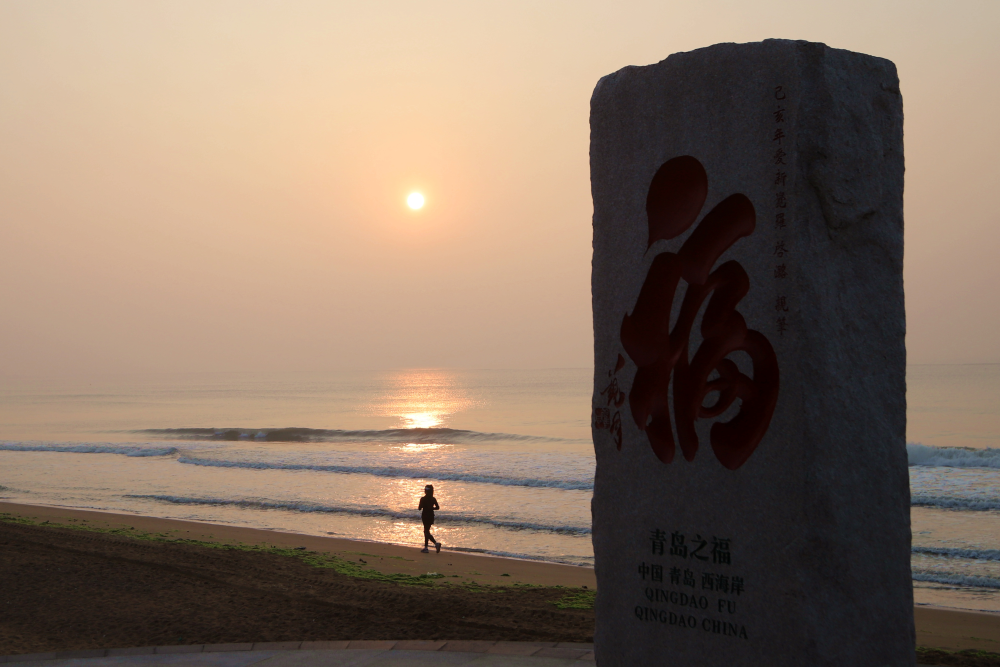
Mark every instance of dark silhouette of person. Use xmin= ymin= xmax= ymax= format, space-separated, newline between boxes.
xmin=418 ymin=484 xmax=440 ymax=553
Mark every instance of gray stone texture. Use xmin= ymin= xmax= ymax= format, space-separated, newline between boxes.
xmin=590 ymin=40 xmax=910 ymax=666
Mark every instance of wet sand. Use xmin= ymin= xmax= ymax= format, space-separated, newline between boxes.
xmin=1 ymin=502 xmax=998 ymax=657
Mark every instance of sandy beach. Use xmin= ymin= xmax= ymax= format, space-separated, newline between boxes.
xmin=1 ymin=501 xmax=998 ymax=661
xmin=0 ymin=501 xmax=594 ymax=588
xmin=0 ymin=501 xmax=595 ymax=657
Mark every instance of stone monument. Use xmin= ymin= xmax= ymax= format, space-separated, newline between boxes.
xmin=590 ymin=40 xmax=912 ymax=666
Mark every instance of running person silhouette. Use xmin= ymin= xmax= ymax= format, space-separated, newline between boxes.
xmin=418 ymin=484 xmax=441 ymax=553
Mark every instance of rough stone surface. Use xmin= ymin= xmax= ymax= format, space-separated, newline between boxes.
xmin=590 ymin=39 xmax=911 ymax=666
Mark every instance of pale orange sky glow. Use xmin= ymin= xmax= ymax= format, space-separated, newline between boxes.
xmin=1 ymin=1 xmax=998 ymax=376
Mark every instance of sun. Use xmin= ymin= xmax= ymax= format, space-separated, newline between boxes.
xmin=407 ymin=192 xmax=425 ymax=210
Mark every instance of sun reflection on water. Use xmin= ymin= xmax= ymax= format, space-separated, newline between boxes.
xmin=369 ymin=369 xmax=481 ymax=431
xmin=400 ymin=443 xmax=447 ymax=452
xmin=357 ymin=370 xmax=483 ymax=548
xmin=401 ymin=412 xmax=443 ymax=429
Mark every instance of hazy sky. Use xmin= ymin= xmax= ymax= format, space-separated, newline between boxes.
xmin=2 ymin=0 xmax=998 ymax=376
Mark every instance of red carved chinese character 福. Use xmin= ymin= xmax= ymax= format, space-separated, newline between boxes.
xmin=619 ymin=156 xmax=779 ymax=470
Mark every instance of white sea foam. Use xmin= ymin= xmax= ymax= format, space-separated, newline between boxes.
xmin=175 ymin=456 xmax=594 ymax=490
xmin=910 ymin=495 xmax=1000 ymax=512
xmin=908 ymin=443 xmax=1000 ymax=469
xmin=912 ymin=571 xmax=1000 ymax=589
xmin=912 ymin=546 xmax=1000 ymax=561
xmin=443 ymin=545 xmax=593 ymax=566
xmin=124 ymin=494 xmax=593 ymax=536
xmin=0 ymin=442 xmax=178 ymax=457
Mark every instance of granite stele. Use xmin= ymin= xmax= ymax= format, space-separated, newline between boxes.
xmin=590 ymin=40 xmax=911 ymax=666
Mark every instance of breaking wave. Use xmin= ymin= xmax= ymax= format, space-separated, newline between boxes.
xmin=135 ymin=427 xmax=574 ymax=445
xmin=912 ymin=546 xmax=1000 ymax=561
xmin=0 ymin=442 xmax=178 ymax=457
xmin=908 ymin=443 xmax=1000 ymax=469
xmin=124 ymin=494 xmax=592 ymax=536
xmin=910 ymin=495 xmax=1000 ymax=512
xmin=912 ymin=571 xmax=1000 ymax=589
xmin=176 ymin=456 xmax=593 ymax=490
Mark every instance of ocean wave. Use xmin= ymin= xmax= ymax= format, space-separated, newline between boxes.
xmin=136 ymin=427 xmax=574 ymax=445
xmin=443 ymin=545 xmax=593 ymax=566
xmin=908 ymin=443 xmax=1000 ymax=469
xmin=124 ymin=494 xmax=592 ymax=536
xmin=176 ymin=456 xmax=594 ymax=490
xmin=910 ymin=495 xmax=1000 ymax=512
xmin=912 ymin=546 xmax=1000 ymax=561
xmin=0 ymin=442 xmax=178 ymax=457
xmin=912 ymin=571 xmax=1000 ymax=589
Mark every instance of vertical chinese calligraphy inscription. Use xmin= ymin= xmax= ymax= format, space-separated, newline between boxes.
xmin=591 ymin=40 xmax=910 ymax=666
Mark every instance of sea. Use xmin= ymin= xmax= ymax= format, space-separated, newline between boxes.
xmin=1 ymin=365 xmax=998 ymax=613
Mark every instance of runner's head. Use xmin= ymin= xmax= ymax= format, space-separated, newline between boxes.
xmin=425 ymin=484 xmax=434 ymax=495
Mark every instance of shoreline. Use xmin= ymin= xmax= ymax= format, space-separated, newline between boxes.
xmin=2 ymin=501 xmax=1000 ymax=653
xmin=0 ymin=501 xmax=596 ymax=589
